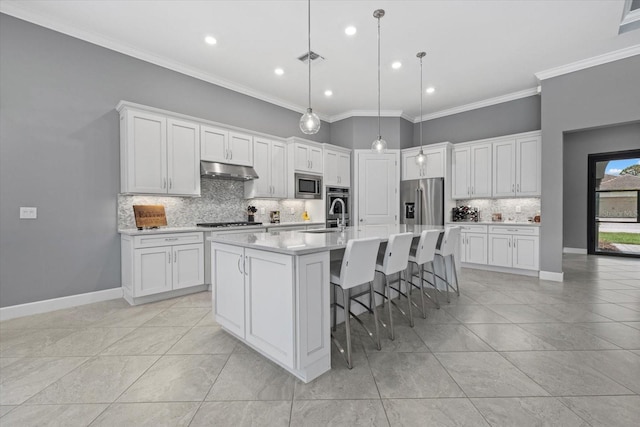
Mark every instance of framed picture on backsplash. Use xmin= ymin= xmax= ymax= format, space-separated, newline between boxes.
xmin=492 ymin=213 xmax=502 ymax=222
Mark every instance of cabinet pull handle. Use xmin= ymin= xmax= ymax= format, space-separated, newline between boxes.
xmin=174 ymin=252 xmax=177 ymax=263
xmin=508 ymin=239 xmax=511 ymax=247
xmin=165 ymin=237 xmax=178 ymax=241
xmin=244 ymin=256 xmax=249 ymax=276
xmin=237 ymin=257 xmax=243 ymax=274
xmin=169 ymin=178 xmax=172 ymax=189
xmin=517 ymin=183 xmax=520 ymax=192
xmin=168 ymin=254 xmax=171 ymax=264
xmin=514 ymin=239 xmax=517 ymax=248
xmin=163 ymin=178 xmax=167 ymax=189
xmin=229 ymin=150 xmax=232 ymax=160
xmin=507 ymin=229 xmax=517 ymax=232
xmin=512 ymin=183 xmax=515 ymax=192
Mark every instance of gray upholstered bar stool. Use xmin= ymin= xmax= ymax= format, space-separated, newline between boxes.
xmin=374 ymin=232 xmax=414 ymax=340
xmin=330 ymin=237 xmax=382 ymax=369
xmin=434 ymin=226 xmax=461 ymax=303
xmin=407 ymin=229 xmax=442 ymax=317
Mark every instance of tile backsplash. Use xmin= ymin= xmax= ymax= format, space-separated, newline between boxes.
xmin=118 ymin=179 xmax=310 ymax=229
xmin=454 ymin=198 xmax=540 ymax=223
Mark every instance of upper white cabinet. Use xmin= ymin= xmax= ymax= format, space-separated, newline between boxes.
xmin=323 ymin=145 xmax=351 ymax=187
xmin=492 ymin=133 xmax=541 ymax=197
xmin=290 ymin=138 xmax=323 ymax=174
xmin=200 ymin=125 xmax=253 ymax=167
xmin=119 ymin=106 xmax=200 ymax=196
xmin=401 ymin=143 xmax=449 ymax=181
xmin=452 ymin=143 xmax=491 ymax=199
xmin=245 ymin=138 xmax=287 ymax=198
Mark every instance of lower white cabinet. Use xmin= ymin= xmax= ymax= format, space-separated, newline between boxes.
xmin=459 ymin=224 xmax=488 ymax=265
xmin=122 ymin=232 xmax=205 ymax=304
xmin=488 ymin=226 xmax=539 ymax=270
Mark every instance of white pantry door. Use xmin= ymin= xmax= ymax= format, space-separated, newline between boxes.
xmin=355 ymin=151 xmax=399 ymax=225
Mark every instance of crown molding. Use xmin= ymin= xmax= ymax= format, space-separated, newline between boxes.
xmin=535 ymin=44 xmax=640 ymax=81
xmin=414 ymin=87 xmax=539 ymax=122
xmin=329 ymin=110 xmax=412 ymax=123
xmin=0 ymin=2 xmax=333 ymax=122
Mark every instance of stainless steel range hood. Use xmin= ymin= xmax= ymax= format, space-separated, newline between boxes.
xmin=200 ymin=161 xmax=259 ymax=181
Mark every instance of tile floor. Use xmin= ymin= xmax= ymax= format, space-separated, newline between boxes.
xmin=1 ymin=254 xmax=640 ymax=426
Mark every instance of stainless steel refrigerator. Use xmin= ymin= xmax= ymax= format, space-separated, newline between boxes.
xmin=400 ymin=177 xmax=444 ymax=225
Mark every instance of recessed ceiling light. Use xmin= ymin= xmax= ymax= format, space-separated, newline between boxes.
xmin=324 ymin=90 xmax=333 ymax=97
xmin=274 ymin=68 xmax=284 ymax=76
xmin=204 ymin=36 xmax=217 ymax=45
xmin=392 ymin=61 xmax=402 ymax=69
xmin=345 ymin=26 xmax=357 ymax=36
xmin=426 ymin=87 xmax=435 ymax=94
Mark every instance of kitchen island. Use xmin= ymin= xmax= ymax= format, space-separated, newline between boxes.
xmin=209 ymin=224 xmax=444 ymax=382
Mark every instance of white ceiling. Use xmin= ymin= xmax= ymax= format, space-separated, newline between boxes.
xmin=2 ymin=0 xmax=640 ymax=122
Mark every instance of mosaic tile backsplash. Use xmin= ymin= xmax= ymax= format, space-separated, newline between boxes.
xmin=118 ymin=179 xmax=308 ymax=229
xmin=454 ymin=198 xmax=541 ymax=223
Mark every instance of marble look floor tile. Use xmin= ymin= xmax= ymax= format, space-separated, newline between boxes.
xmin=530 ymin=304 xmax=614 ymax=323
xmin=207 ymin=352 xmax=295 ymax=401
xmin=502 ymin=351 xmax=634 ymax=396
xmin=412 ymin=307 xmax=460 ymax=324
xmin=90 ymin=307 xmax=166 ymax=327
xmin=0 ymin=328 xmax=76 ymax=357
xmin=101 ymin=327 xmax=188 ymax=355
xmin=166 ymin=326 xmax=239 ymax=355
xmin=290 ymin=400 xmax=389 ymax=427
xmin=623 ymin=321 xmax=640 ymax=330
xmin=482 ymin=304 xmax=559 ymax=323
xmin=0 ymin=405 xmax=16 ymax=418
xmin=0 ymin=357 xmax=87 ymax=405
xmin=465 ymin=324 xmax=557 ymax=351
xmin=517 ymin=323 xmax=620 ymax=350
xmin=0 ymin=357 xmax=21 ymax=369
xmin=0 ymin=404 xmax=107 ymax=426
xmin=190 ymin=401 xmax=291 ymax=427
xmin=434 ymin=352 xmax=548 ymax=398
xmin=463 ymin=290 xmax=523 ymax=305
xmin=584 ymin=304 xmax=640 ymax=321
xmin=567 ymin=350 xmax=640 ymax=394
xmin=118 ymin=354 xmax=227 ymax=402
xmin=471 ymin=397 xmax=588 ymax=427
xmin=574 ymin=322 xmax=640 ymax=349
xmin=367 ymin=352 xmax=464 ymax=398
xmin=443 ymin=305 xmax=511 ymax=324
xmin=383 ymin=398 xmax=489 ymax=427
xmin=591 ymin=290 xmax=640 ymax=303
xmin=91 ymin=402 xmax=199 ymax=426
xmin=360 ymin=324 xmax=430 ymax=353
xmin=414 ymin=324 xmax=492 ymax=352
xmin=35 ymin=327 xmax=135 ymax=356
xmin=617 ymin=302 xmax=640 ymax=312
xmin=194 ymin=310 xmax=218 ymax=327
xmin=27 ymin=355 xmax=159 ymax=404
xmin=142 ymin=308 xmax=210 ymax=327
xmin=294 ymin=351 xmax=379 ymax=400
xmin=558 ymin=396 xmax=640 ymax=427
xmin=502 ymin=291 xmax=566 ymax=305
xmin=171 ymin=291 xmax=213 ymax=308
xmin=613 ymin=279 xmax=640 ymax=289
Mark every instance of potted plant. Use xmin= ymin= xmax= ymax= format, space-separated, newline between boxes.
xmin=247 ymin=205 xmax=257 ymax=222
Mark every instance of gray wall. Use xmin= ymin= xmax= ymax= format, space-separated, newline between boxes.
xmin=563 ymin=122 xmax=640 ymax=249
xmin=541 ymin=54 xmax=640 ymax=274
xmin=414 ymin=95 xmax=541 ymax=146
xmin=0 ymin=14 xmax=329 ymax=307
xmin=330 ymin=116 xmax=412 ymax=150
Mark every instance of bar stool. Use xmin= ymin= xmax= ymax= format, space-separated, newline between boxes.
xmin=374 ymin=232 xmax=414 ymax=340
xmin=407 ymin=229 xmax=442 ymax=318
xmin=330 ymin=237 xmax=382 ymax=369
xmin=434 ymin=226 xmax=461 ymax=303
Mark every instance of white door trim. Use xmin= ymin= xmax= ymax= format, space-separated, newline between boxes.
xmin=353 ymin=149 xmax=400 ymax=226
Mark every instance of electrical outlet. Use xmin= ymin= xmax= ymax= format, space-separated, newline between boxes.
xmin=515 ymin=205 xmax=522 ymax=213
xmin=20 ymin=207 xmax=37 ymax=219
xmin=290 ymin=207 xmax=295 ymax=214
xmin=260 ymin=207 xmax=266 ymax=215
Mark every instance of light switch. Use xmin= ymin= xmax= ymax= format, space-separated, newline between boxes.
xmin=260 ymin=207 xmax=266 ymax=214
xmin=290 ymin=207 xmax=295 ymax=214
xmin=20 ymin=207 xmax=37 ymax=219
xmin=515 ymin=205 xmax=522 ymax=213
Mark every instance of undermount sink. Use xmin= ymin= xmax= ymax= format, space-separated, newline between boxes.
xmin=302 ymin=229 xmax=341 ymax=234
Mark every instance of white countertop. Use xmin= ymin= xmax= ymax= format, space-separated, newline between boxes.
xmin=447 ymin=221 xmax=541 ymax=227
xmin=118 ymin=222 xmax=324 ymax=236
xmin=209 ymin=224 xmax=445 ymax=255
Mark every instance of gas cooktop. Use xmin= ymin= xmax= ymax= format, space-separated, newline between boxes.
xmin=197 ymin=221 xmax=262 ymax=228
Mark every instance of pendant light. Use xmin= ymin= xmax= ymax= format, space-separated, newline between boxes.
xmin=299 ymin=0 xmax=321 ymax=135
xmin=371 ymin=9 xmax=387 ymax=153
xmin=415 ymin=51 xmax=427 ymax=165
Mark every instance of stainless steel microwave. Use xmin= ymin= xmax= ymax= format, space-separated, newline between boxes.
xmin=295 ymin=173 xmax=322 ymax=199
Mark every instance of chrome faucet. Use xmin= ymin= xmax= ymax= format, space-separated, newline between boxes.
xmin=329 ymin=198 xmax=346 ymax=231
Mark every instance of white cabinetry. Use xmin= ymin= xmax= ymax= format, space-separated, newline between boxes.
xmin=119 ymin=107 xmax=200 ymax=196
xmin=289 ymin=138 xmax=323 ymax=174
xmin=245 ymin=138 xmax=287 ymax=198
xmin=200 ymin=125 xmax=253 ymax=167
xmin=323 ymin=146 xmax=351 ymax=187
xmin=488 ymin=226 xmax=539 ymax=270
xmin=492 ymin=133 xmax=541 ymax=197
xmin=402 ymin=143 xmax=448 ymax=180
xmin=459 ymin=224 xmax=488 ymax=265
xmin=452 ymin=143 xmax=491 ymax=199
xmin=121 ymin=232 xmax=205 ymax=305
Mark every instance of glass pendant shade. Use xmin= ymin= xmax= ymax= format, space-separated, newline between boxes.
xmin=415 ymin=148 xmax=426 ymax=164
xmin=371 ymin=136 xmax=387 ymax=153
xmin=300 ymin=108 xmax=321 ymax=134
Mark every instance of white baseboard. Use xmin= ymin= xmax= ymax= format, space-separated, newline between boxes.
xmin=563 ymin=247 xmax=587 ymax=254
xmin=0 ymin=288 xmax=124 ymax=321
xmin=539 ymin=270 xmax=564 ymax=282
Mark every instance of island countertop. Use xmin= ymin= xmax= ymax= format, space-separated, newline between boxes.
xmin=208 ymin=224 xmax=445 ymax=255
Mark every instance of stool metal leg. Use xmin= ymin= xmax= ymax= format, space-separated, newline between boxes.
xmin=429 ymin=261 xmax=440 ymax=309
xmin=342 ymin=287 xmax=353 ymax=369
xmin=369 ymin=281 xmax=381 ymax=350
xmin=405 ymin=268 xmax=414 ymax=327
xmin=450 ymin=255 xmax=460 ymax=296
xmin=385 ymin=275 xmax=394 ymax=340
xmin=418 ymin=263 xmax=427 ymax=319
xmin=332 ymin=285 xmax=337 ymax=332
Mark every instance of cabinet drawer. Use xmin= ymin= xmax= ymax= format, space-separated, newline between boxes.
xmin=456 ymin=224 xmax=487 ymax=233
xmin=488 ymin=226 xmax=539 ymax=236
xmin=134 ymin=232 xmax=204 ymax=248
